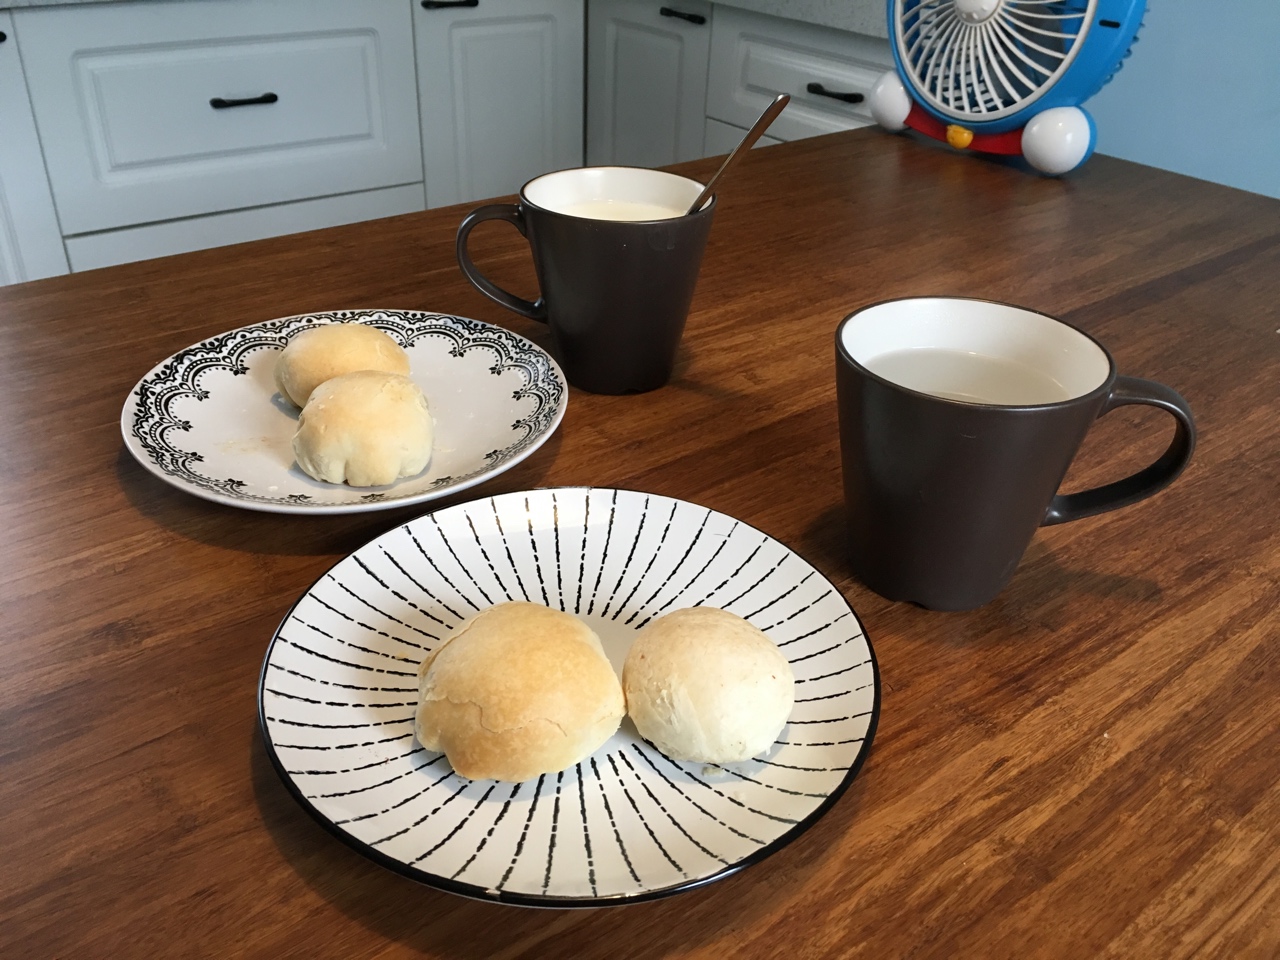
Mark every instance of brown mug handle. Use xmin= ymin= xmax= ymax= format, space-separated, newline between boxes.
xmin=1042 ymin=375 xmax=1196 ymax=526
xmin=455 ymin=203 xmax=548 ymax=322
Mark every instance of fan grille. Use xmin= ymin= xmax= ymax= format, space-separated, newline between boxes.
xmin=895 ymin=0 xmax=1097 ymax=122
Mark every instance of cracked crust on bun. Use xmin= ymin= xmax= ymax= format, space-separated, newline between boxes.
xmin=415 ymin=602 xmax=625 ymax=782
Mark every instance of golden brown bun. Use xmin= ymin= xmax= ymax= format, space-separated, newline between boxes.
xmin=415 ymin=602 xmax=625 ymax=782
xmin=274 ymin=323 xmax=410 ymax=407
xmin=292 ymin=371 xmax=432 ymax=486
xmin=623 ymin=607 xmax=794 ymax=763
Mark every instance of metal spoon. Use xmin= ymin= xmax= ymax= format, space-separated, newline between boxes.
xmin=686 ymin=93 xmax=791 ymax=215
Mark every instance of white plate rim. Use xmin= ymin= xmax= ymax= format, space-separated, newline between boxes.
xmin=120 ymin=309 xmax=568 ymax=515
xmin=257 ymin=486 xmax=881 ymax=907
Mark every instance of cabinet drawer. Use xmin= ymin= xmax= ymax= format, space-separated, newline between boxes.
xmin=65 ymin=184 xmax=426 ymax=273
xmin=707 ymin=6 xmax=891 ymax=142
xmin=15 ymin=0 xmax=422 ymax=235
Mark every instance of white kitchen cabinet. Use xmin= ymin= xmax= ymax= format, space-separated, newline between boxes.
xmin=586 ymin=0 xmax=713 ymax=167
xmin=706 ymin=5 xmax=890 ymax=142
xmin=0 ymin=13 xmax=68 ymax=284
xmin=416 ymin=0 xmax=584 ymax=206
xmin=584 ymin=1 xmax=890 ymax=171
xmin=10 ymin=0 xmax=425 ymax=274
xmin=0 ymin=0 xmax=886 ymax=286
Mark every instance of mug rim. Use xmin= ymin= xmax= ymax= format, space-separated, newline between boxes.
xmin=517 ymin=165 xmax=716 ymax=223
xmin=836 ymin=295 xmax=1117 ymax=410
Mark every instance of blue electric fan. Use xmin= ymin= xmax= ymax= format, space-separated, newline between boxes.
xmin=868 ymin=0 xmax=1145 ymax=174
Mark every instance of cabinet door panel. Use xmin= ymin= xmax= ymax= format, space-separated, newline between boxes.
xmin=417 ymin=0 xmax=584 ymax=207
xmin=608 ymin=23 xmax=685 ymax=167
xmin=0 ymin=11 xmax=68 ymax=284
xmin=587 ymin=0 xmax=711 ymax=167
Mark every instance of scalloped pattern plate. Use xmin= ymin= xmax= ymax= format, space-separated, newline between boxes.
xmin=121 ymin=310 xmax=567 ymax=514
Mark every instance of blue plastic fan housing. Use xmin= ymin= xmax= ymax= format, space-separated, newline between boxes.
xmin=889 ymin=0 xmax=1146 ymax=134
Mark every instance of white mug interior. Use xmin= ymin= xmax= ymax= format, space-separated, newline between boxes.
xmin=522 ymin=167 xmax=705 ymax=221
xmin=840 ymin=298 xmax=1112 ymax=405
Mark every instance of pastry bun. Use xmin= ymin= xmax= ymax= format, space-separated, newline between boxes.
xmin=415 ymin=602 xmax=625 ymax=782
xmin=623 ymin=607 xmax=794 ymax=764
xmin=292 ymin=371 xmax=432 ymax=486
xmin=275 ymin=323 xmax=410 ymax=407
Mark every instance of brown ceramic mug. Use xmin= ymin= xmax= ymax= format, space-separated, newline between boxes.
xmin=836 ymin=297 xmax=1196 ymax=611
xmin=456 ymin=166 xmax=715 ymax=395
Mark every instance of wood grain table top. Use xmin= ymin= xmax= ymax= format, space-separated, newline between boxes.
xmin=2 ymin=128 xmax=1277 ymax=959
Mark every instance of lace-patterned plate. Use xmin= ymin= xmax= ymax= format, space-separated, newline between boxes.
xmin=121 ymin=310 xmax=567 ymax=514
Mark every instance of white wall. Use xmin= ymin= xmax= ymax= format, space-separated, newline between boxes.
xmin=1087 ymin=0 xmax=1280 ymax=199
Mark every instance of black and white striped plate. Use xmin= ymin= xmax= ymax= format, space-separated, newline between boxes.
xmin=259 ymin=488 xmax=879 ymax=906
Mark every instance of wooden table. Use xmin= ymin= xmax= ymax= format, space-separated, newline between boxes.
xmin=3 ymin=129 xmax=1278 ymax=959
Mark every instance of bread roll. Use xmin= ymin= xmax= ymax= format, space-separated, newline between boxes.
xmin=275 ymin=323 xmax=410 ymax=407
xmin=415 ymin=602 xmax=626 ymax=782
xmin=623 ymin=607 xmax=794 ymax=764
xmin=292 ymin=371 xmax=432 ymax=486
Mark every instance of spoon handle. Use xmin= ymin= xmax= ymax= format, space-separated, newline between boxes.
xmin=686 ymin=92 xmax=790 ymax=215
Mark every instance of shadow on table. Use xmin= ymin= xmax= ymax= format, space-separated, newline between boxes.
xmin=797 ymin=505 xmax=1164 ymax=638
xmin=1005 ymin=539 xmax=1164 ymax=605
xmin=249 ymin=728 xmax=876 ymax=959
xmin=114 ymin=428 xmax=564 ymax=559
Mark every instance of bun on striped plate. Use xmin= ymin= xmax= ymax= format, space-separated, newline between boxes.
xmin=415 ymin=602 xmax=625 ymax=782
xmin=622 ymin=607 xmax=794 ymax=764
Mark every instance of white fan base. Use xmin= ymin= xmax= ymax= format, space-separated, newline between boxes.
xmin=869 ymin=71 xmax=912 ymax=132
xmin=1022 ymin=107 xmax=1094 ymax=176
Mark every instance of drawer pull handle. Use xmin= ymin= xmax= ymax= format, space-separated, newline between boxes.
xmin=422 ymin=0 xmax=479 ymax=7
xmin=210 ymin=93 xmax=279 ymax=109
xmin=659 ymin=7 xmax=707 ymax=25
xmin=806 ymin=82 xmax=864 ymax=104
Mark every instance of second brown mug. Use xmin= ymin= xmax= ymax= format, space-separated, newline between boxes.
xmin=456 ymin=166 xmax=715 ymax=395
xmin=836 ymin=297 xmax=1197 ymax=611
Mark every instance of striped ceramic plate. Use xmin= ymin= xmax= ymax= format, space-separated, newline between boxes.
xmin=259 ymin=487 xmax=879 ymax=906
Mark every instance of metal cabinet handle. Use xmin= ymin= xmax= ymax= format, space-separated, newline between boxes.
xmin=659 ymin=7 xmax=707 ymax=25
xmin=806 ymin=82 xmax=864 ymax=104
xmin=210 ymin=93 xmax=279 ymax=109
xmin=422 ymin=0 xmax=478 ymax=7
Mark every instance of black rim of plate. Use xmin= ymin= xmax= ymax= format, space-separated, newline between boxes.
xmin=257 ymin=487 xmax=881 ymax=908
xmin=122 ymin=309 xmax=566 ymax=513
